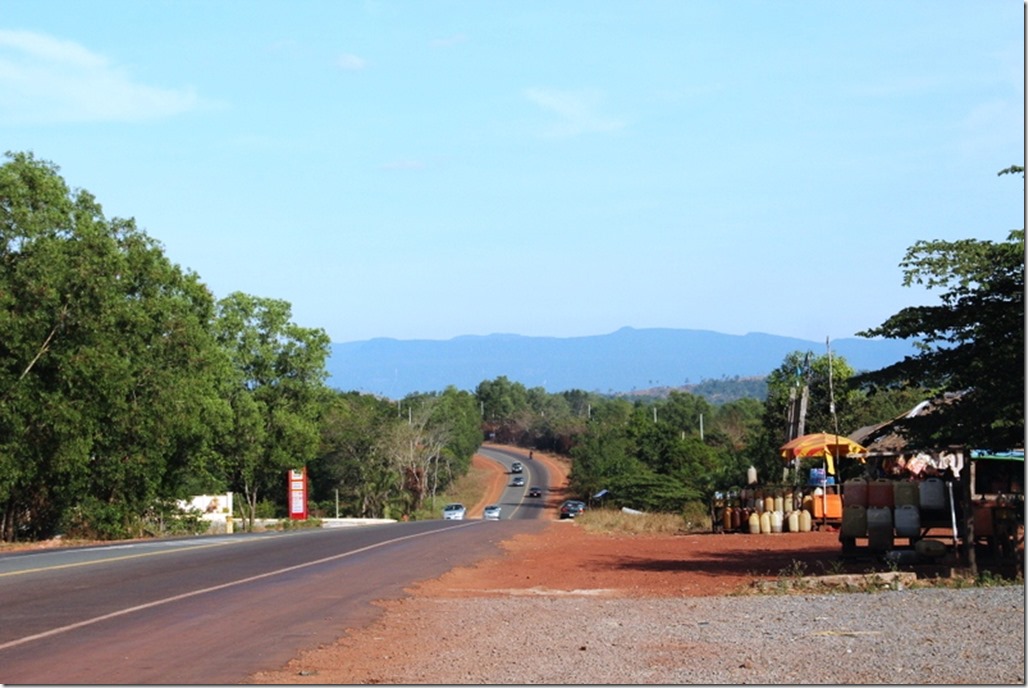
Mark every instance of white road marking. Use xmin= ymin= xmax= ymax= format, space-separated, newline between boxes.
xmin=0 ymin=523 xmax=480 ymax=652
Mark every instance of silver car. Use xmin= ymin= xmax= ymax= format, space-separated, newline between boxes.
xmin=483 ymin=505 xmax=502 ymax=520
xmin=442 ymin=503 xmax=466 ymax=520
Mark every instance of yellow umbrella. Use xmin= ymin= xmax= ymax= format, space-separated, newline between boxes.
xmin=779 ymin=432 xmax=867 ymax=475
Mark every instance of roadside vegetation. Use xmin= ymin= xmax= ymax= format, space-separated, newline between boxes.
xmin=575 ymin=508 xmax=697 ymax=536
xmin=1 ymin=152 xmax=1022 ymax=556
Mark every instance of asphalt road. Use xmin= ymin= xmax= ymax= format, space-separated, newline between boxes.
xmin=0 ymin=457 xmax=549 ymax=684
xmin=476 ymin=445 xmax=552 ymax=520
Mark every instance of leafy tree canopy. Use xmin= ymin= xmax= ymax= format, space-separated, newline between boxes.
xmin=856 ymin=169 xmax=1024 ymax=448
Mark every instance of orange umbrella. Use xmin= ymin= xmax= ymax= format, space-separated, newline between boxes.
xmin=779 ymin=432 xmax=867 ymax=475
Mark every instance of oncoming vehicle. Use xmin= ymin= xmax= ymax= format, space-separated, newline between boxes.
xmin=511 ymin=476 xmax=526 ymax=487
xmin=527 ymin=486 xmax=543 ymax=498
xmin=559 ymin=500 xmax=586 ymax=519
xmin=483 ymin=505 xmax=501 ymax=520
xmin=442 ymin=503 xmax=466 ymax=520
xmin=511 ymin=461 xmax=524 ymax=473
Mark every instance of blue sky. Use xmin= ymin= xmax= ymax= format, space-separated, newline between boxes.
xmin=2 ymin=1 xmax=1023 ymax=344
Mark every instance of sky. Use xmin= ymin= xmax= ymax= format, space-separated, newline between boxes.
xmin=1 ymin=1 xmax=1023 ymax=344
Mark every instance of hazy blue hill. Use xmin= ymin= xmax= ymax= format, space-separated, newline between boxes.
xmin=326 ymin=326 xmax=917 ymax=399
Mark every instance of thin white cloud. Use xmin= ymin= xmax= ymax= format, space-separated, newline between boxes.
xmin=524 ymin=87 xmax=624 ymax=138
xmin=0 ymin=29 xmax=201 ymax=124
xmin=336 ymin=53 xmax=368 ymax=71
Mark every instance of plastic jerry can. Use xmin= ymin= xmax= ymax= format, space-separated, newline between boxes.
xmin=840 ymin=504 xmax=868 ymax=538
xmin=759 ymin=511 xmax=771 ymax=534
xmin=843 ymin=477 xmax=868 ymax=507
xmin=748 ymin=511 xmax=761 ymax=534
xmin=866 ymin=506 xmax=894 ymax=550
xmin=919 ymin=478 xmax=946 ymax=511
xmin=893 ymin=480 xmax=919 ymax=508
xmin=894 ymin=504 xmax=921 ymax=539
xmin=867 ymin=479 xmax=894 ymax=508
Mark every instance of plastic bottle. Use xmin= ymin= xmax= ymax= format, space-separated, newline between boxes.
xmin=787 ymin=509 xmax=800 ymax=533
xmin=748 ymin=511 xmax=760 ymax=534
xmin=759 ymin=510 xmax=771 ymax=534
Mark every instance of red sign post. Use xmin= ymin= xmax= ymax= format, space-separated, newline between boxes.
xmin=288 ymin=467 xmax=308 ymax=520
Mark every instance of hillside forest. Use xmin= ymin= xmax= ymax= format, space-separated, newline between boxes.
xmin=0 ymin=152 xmax=1022 ymax=541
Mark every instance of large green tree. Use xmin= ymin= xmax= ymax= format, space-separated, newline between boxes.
xmin=309 ymin=391 xmax=399 ymax=518
xmin=214 ymin=292 xmax=330 ymax=528
xmin=856 ymin=221 xmax=1024 ymax=448
xmin=0 ymin=152 xmax=229 ymax=539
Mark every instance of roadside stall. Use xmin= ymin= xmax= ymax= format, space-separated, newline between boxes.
xmin=842 ymin=396 xmax=1024 ymax=573
xmin=779 ymin=433 xmax=868 ymax=528
xmin=710 ymin=433 xmax=868 ymax=536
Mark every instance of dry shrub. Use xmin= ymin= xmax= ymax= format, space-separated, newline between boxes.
xmin=576 ymin=508 xmax=690 ymax=535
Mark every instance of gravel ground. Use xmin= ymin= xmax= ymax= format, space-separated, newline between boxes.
xmin=359 ymin=587 xmax=1025 ymax=685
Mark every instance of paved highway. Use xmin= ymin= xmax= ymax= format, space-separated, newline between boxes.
xmin=476 ymin=445 xmax=552 ymax=520
xmin=0 ymin=453 xmax=548 ymax=684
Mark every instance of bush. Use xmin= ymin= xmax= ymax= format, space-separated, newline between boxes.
xmin=577 ymin=508 xmax=690 ymax=535
xmin=62 ymin=497 xmax=133 ymax=540
xmin=680 ymin=500 xmax=712 ymax=532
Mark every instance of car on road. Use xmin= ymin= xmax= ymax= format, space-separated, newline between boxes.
xmin=559 ymin=500 xmax=586 ymax=519
xmin=511 ymin=476 xmax=526 ymax=487
xmin=510 ymin=461 xmax=524 ymax=473
xmin=527 ymin=486 xmax=543 ymax=498
xmin=483 ymin=505 xmax=502 ymax=520
xmin=442 ymin=503 xmax=466 ymax=520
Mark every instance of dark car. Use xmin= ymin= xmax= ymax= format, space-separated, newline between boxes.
xmin=559 ymin=500 xmax=586 ymax=519
xmin=527 ymin=486 xmax=543 ymax=498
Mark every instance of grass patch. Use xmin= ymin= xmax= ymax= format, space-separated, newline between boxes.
xmin=575 ymin=508 xmax=691 ymax=536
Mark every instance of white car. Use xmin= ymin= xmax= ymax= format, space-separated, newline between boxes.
xmin=442 ymin=503 xmax=466 ymax=520
xmin=483 ymin=505 xmax=502 ymax=520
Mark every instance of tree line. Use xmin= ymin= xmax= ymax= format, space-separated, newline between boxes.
xmin=2 ymin=152 xmax=1022 ymax=540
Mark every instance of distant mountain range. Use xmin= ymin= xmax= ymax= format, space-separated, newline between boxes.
xmin=325 ymin=327 xmax=917 ymax=400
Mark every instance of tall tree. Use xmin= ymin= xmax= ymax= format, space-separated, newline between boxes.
xmin=214 ymin=292 xmax=330 ymax=528
xmin=856 ymin=219 xmax=1024 ymax=448
xmin=384 ymin=395 xmax=452 ymax=515
xmin=309 ymin=391 xmax=398 ymax=518
xmin=0 ymin=152 xmax=228 ymax=539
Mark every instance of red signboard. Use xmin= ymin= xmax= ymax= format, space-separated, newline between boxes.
xmin=287 ymin=467 xmax=308 ymax=520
